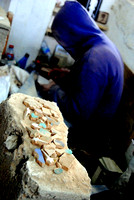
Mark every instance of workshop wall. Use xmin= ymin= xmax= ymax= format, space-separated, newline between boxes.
xmin=0 ymin=0 xmax=10 ymax=12
xmin=104 ymin=0 xmax=134 ymax=72
xmin=7 ymin=0 xmax=56 ymax=67
xmin=87 ymin=0 xmax=134 ymax=73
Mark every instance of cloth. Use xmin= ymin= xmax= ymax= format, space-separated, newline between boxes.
xmin=10 ymin=65 xmax=29 ymax=94
xmin=49 ymin=1 xmax=124 ymax=128
xmin=18 ymin=71 xmax=38 ymax=97
xmin=0 ymin=75 xmax=10 ymax=103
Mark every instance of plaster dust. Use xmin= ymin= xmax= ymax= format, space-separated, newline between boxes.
xmin=0 ymin=93 xmax=91 ymax=200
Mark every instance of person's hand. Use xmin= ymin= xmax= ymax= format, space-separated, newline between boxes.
xmin=48 ymin=68 xmax=70 ymax=80
xmin=60 ymin=68 xmax=70 ymax=72
xmin=41 ymin=80 xmax=56 ymax=92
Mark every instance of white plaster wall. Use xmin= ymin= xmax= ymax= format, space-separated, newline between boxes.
xmin=8 ymin=0 xmax=18 ymax=13
xmin=7 ymin=0 xmax=56 ymax=66
xmin=105 ymin=0 xmax=134 ymax=72
xmin=89 ymin=0 xmax=134 ymax=72
xmin=0 ymin=0 xmax=11 ymax=12
xmin=100 ymin=0 xmax=116 ymax=12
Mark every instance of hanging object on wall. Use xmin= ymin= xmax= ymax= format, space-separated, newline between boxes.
xmin=96 ymin=11 xmax=109 ymax=25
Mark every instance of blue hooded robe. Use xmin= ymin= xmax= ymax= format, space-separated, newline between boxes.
xmin=49 ymin=1 xmax=124 ymax=127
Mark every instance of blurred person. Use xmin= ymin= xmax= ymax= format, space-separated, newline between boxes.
xmin=41 ymin=1 xmax=124 ymax=155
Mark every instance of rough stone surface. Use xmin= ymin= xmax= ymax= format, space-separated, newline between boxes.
xmin=0 ymin=93 xmax=91 ymax=200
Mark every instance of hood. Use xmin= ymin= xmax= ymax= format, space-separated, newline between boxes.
xmin=51 ymin=1 xmax=105 ymax=60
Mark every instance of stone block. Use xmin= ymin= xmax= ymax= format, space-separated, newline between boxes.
xmin=0 ymin=93 xmax=91 ymax=200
